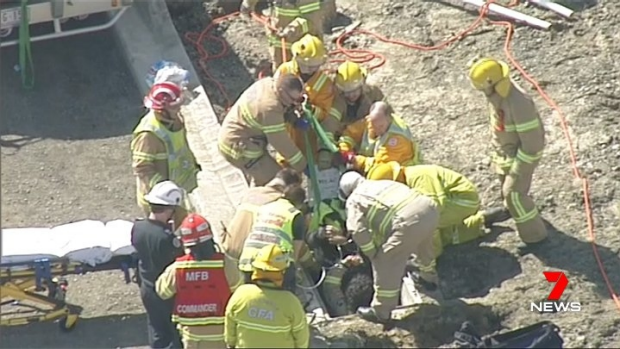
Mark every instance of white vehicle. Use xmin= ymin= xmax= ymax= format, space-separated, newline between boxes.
xmin=0 ymin=0 xmax=133 ymax=47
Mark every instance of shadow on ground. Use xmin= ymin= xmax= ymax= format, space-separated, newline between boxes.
xmin=0 ymin=14 xmax=142 ymax=142
xmin=392 ymin=300 xmax=502 ymax=348
xmin=437 ymin=229 xmax=522 ymax=299
xmin=1 ymin=313 xmax=148 ymax=348
xmin=519 ymin=219 xmax=620 ymax=299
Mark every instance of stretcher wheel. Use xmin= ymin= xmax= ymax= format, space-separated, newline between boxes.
xmin=58 ymin=314 xmax=78 ymax=332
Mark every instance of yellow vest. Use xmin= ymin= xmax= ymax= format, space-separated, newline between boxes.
xmin=132 ymin=112 xmax=198 ymax=193
xmin=238 ymin=198 xmax=300 ymax=272
xmin=359 ymin=115 xmax=421 ymax=165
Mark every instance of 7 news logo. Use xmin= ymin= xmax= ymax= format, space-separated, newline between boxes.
xmin=530 ymin=271 xmax=581 ymax=313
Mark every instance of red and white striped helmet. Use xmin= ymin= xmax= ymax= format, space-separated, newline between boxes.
xmin=144 ymin=81 xmax=184 ymax=111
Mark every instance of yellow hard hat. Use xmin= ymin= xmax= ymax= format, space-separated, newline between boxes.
xmin=251 ymin=244 xmax=289 ymax=272
xmin=335 ymin=61 xmax=367 ymax=92
xmin=366 ymin=161 xmax=403 ymax=181
xmin=291 ymin=34 xmax=327 ymax=66
xmin=468 ymin=58 xmax=511 ymax=97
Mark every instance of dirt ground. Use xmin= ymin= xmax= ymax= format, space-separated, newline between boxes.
xmin=1 ymin=19 xmax=148 ymax=347
xmin=167 ymin=0 xmax=620 ymax=347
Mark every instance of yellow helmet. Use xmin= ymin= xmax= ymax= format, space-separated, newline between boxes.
xmin=366 ymin=161 xmax=404 ymax=182
xmin=468 ymin=58 xmax=511 ymax=97
xmin=251 ymin=244 xmax=290 ymax=272
xmin=291 ymin=34 xmax=327 ymax=66
xmin=335 ymin=61 xmax=367 ymax=92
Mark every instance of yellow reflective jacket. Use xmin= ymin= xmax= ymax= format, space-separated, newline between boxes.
xmin=355 ymin=115 xmax=422 ymax=173
xmin=224 ymin=282 xmax=309 ymax=348
xmin=402 ymin=164 xmax=478 ymax=212
xmin=238 ymin=198 xmax=300 ymax=272
xmin=131 ymin=111 xmax=198 ymax=206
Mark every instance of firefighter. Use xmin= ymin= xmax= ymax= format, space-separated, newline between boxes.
xmin=273 ymin=34 xmax=340 ymax=168
xmin=220 ymin=168 xmax=310 ymax=292
xmin=131 ymin=80 xmax=199 ymax=224
xmin=333 ymin=61 xmax=387 ymax=158
xmin=218 ymin=73 xmax=308 ymax=186
xmin=156 ymin=214 xmax=232 ymax=349
xmin=347 ymin=101 xmax=422 ymax=175
xmin=237 ymin=184 xmax=308 ymax=292
xmin=131 ymin=181 xmax=184 ymax=349
xmin=337 ymin=171 xmax=440 ymax=323
xmin=224 ymin=244 xmax=310 ymax=348
xmin=367 ymin=162 xmax=511 ymax=278
xmin=468 ymin=58 xmax=548 ymax=244
xmin=240 ymin=0 xmax=326 ymax=72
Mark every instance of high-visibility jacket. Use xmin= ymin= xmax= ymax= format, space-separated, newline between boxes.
xmin=334 ymin=84 xmax=386 ymax=152
xmin=274 ymin=61 xmax=339 ymax=143
xmin=355 ymin=115 xmax=422 ymax=173
xmin=244 ymin=0 xmax=323 ymax=49
xmin=487 ymin=81 xmax=545 ymax=175
xmin=222 ymin=186 xmax=285 ymax=260
xmin=131 ymin=111 xmax=198 ymax=207
xmin=218 ymin=77 xmax=307 ymax=172
xmin=224 ymin=281 xmax=309 ymax=349
xmin=238 ymin=198 xmax=300 ymax=272
xmin=345 ymin=180 xmax=423 ymax=256
xmin=402 ymin=165 xmax=480 ymax=217
xmin=155 ymin=253 xmax=232 ymax=343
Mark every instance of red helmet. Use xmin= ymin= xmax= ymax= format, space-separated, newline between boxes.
xmin=178 ymin=213 xmax=213 ymax=246
xmin=144 ymin=81 xmax=183 ymax=111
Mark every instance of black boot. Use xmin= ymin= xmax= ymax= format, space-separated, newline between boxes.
xmin=482 ymin=207 xmax=512 ymax=228
xmin=356 ymin=306 xmax=390 ymax=323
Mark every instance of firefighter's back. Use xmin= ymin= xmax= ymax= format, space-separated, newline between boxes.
xmin=225 ymin=283 xmax=307 ymax=348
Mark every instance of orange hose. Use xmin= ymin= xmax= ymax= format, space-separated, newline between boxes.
xmin=184 ymin=5 xmax=619 ymax=312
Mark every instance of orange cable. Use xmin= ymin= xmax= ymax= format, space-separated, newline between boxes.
xmin=183 ymin=3 xmax=618 ymax=311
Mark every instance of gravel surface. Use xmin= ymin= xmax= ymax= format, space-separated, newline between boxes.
xmin=1 ymin=22 xmax=147 ymax=347
xmin=168 ymin=0 xmax=620 ymax=347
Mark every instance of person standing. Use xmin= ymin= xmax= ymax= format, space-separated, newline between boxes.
xmin=467 ymin=58 xmax=547 ymax=245
xmin=131 ymin=181 xmax=185 ymax=348
xmin=156 ymin=214 xmax=232 ymax=349
xmin=224 ymin=244 xmax=310 ymax=348
xmin=131 ymin=80 xmax=200 ymax=224
xmin=240 ymin=0 xmax=326 ymax=72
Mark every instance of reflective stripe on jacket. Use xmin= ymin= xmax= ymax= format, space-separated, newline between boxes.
xmin=359 ymin=114 xmax=421 ymax=167
xmin=131 ymin=112 xmax=198 ymax=200
xmin=347 ymin=180 xmax=421 ymax=254
xmin=224 ymin=282 xmax=310 ymax=348
xmin=238 ymin=198 xmax=300 ymax=272
xmin=155 ymin=253 xmax=231 ymax=326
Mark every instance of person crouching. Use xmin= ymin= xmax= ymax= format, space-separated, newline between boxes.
xmin=156 ymin=213 xmax=232 ymax=349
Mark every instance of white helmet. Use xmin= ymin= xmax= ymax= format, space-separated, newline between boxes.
xmin=338 ymin=171 xmax=364 ymax=201
xmin=144 ymin=181 xmax=183 ymax=206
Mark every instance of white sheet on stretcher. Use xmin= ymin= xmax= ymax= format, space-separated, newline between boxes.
xmin=1 ymin=219 xmax=137 ymax=267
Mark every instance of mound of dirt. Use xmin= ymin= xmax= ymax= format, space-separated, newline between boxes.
xmin=166 ymin=0 xmax=620 ymax=347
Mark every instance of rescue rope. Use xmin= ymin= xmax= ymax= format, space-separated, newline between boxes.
xmin=19 ymin=0 xmax=34 ymax=89
xmin=184 ymin=2 xmax=619 ymax=313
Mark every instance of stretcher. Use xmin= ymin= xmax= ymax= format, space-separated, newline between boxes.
xmin=1 ymin=219 xmax=138 ymax=332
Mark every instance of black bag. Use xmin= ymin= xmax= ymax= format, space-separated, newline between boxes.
xmin=454 ymin=321 xmax=564 ymax=348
